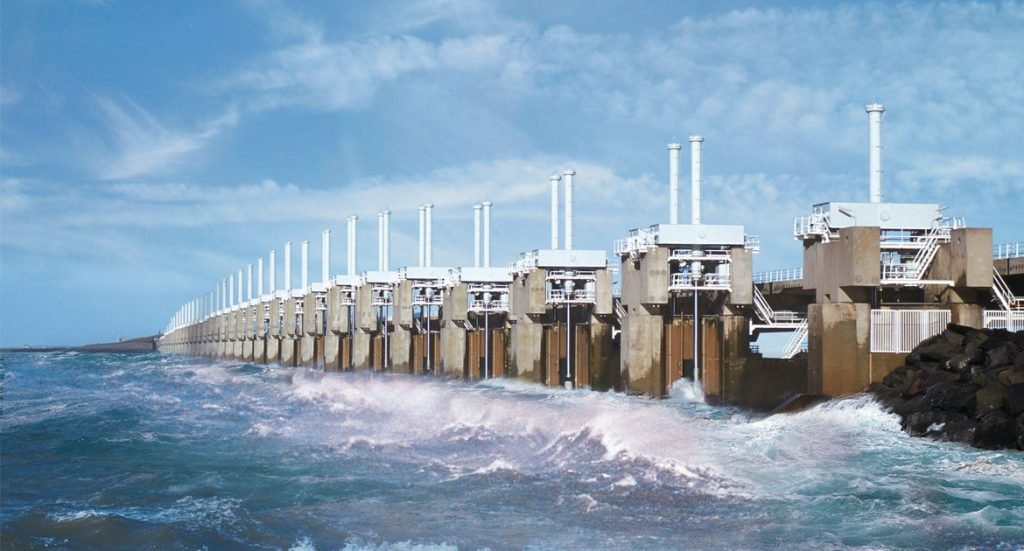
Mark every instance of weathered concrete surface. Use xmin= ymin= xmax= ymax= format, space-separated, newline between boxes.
xmin=440 ymin=324 xmax=467 ymax=378
xmin=324 ymin=334 xmax=340 ymax=371
xmin=389 ymin=326 xmax=412 ymax=373
xmin=620 ymin=306 xmax=664 ymax=396
xmin=807 ymin=302 xmax=871 ymax=397
xmin=352 ymin=331 xmax=371 ymax=371
xmin=803 ymin=226 xmax=880 ymax=303
xmin=509 ymin=319 xmax=543 ymax=381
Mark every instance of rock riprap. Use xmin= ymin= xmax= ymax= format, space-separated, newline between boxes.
xmin=866 ymin=324 xmax=1024 ymax=450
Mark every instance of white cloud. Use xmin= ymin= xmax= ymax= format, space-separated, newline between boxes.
xmin=91 ymin=98 xmax=239 ymax=180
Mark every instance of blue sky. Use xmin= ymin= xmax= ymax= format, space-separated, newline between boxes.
xmin=2 ymin=1 xmax=1022 ymax=346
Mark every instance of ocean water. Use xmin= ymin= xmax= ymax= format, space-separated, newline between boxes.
xmin=1 ymin=352 xmax=1023 ymax=550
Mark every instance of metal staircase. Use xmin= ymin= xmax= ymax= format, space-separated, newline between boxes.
xmin=751 ymin=285 xmax=807 ymax=359
xmin=992 ymin=267 xmax=1024 ymax=312
xmin=782 ymin=320 xmax=808 ymax=359
xmin=751 ymin=286 xmax=805 ymax=332
xmin=880 ymin=225 xmax=950 ymax=285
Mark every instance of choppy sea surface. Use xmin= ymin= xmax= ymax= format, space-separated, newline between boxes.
xmin=1 ymin=352 xmax=1023 ymax=550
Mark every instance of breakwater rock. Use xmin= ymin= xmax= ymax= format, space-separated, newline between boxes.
xmin=867 ymin=324 xmax=1024 ymax=450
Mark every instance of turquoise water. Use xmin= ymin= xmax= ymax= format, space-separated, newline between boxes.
xmin=2 ymin=351 xmax=1023 ymax=550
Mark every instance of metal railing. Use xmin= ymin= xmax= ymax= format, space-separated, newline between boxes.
xmin=669 ymin=248 xmax=732 ymax=262
xmin=744 ymin=235 xmax=761 ymax=253
xmin=753 ymin=267 xmax=803 ymax=284
xmin=994 ymin=241 xmax=1024 ymax=259
xmin=668 ymin=272 xmax=731 ymax=290
xmin=870 ymin=309 xmax=951 ymax=354
xmin=468 ymin=298 xmax=509 ymax=312
xmin=793 ymin=213 xmax=835 ymax=242
xmin=880 ymin=225 xmax=949 ymax=285
xmin=983 ymin=310 xmax=1024 ymax=332
xmin=992 ymin=267 xmax=1023 ymax=312
xmin=546 ymin=288 xmax=597 ymax=304
xmin=782 ymin=320 xmax=808 ymax=359
xmin=614 ymin=227 xmax=658 ymax=258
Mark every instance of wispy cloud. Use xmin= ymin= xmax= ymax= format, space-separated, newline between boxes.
xmin=90 ymin=98 xmax=239 ymax=180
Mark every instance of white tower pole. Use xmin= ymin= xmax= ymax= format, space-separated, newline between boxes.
xmin=269 ymin=251 xmax=277 ymax=293
xmin=284 ymin=241 xmax=292 ymax=291
xmin=237 ymin=268 xmax=243 ymax=304
xmin=550 ymin=174 xmax=561 ymax=249
xmin=425 ymin=203 xmax=433 ymax=268
xmin=689 ymin=136 xmax=704 ymax=225
xmin=563 ymin=169 xmax=575 ymax=250
xmin=383 ymin=209 xmax=391 ymax=271
xmin=322 ymin=229 xmax=330 ymax=284
xmin=482 ymin=201 xmax=492 ymax=268
xmin=247 ymin=263 xmax=253 ymax=301
xmin=418 ymin=206 xmax=426 ymax=267
xmin=349 ymin=215 xmax=358 ymax=276
xmin=377 ymin=212 xmax=384 ymax=271
xmin=258 ymin=257 xmax=264 ymax=297
xmin=229 ymin=274 xmax=235 ymax=307
xmin=301 ymin=240 xmax=309 ymax=290
xmin=473 ymin=204 xmax=482 ymax=268
xmin=867 ymin=103 xmax=885 ymax=203
xmin=669 ymin=142 xmax=682 ymax=224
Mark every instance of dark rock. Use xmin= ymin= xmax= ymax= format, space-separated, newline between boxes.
xmin=1018 ymin=414 xmax=1024 ymax=450
xmin=998 ymin=368 xmax=1024 ymax=387
xmin=1004 ymin=383 xmax=1024 ymax=417
xmin=986 ymin=343 xmax=1016 ymax=369
xmin=943 ymin=418 xmax=978 ymax=444
xmin=907 ymin=330 xmax=964 ymax=364
xmin=945 ymin=323 xmax=975 ymax=336
xmin=890 ymin=395 xmax=926 ymax=417
xmin=946 ymin=349 xmax=984 ymax=372
xmin=905 ymin=411 xmax=967 ymax=437
xmin=918 ymin=368 xmax=956 ymax=392
xmin=883 ymin=366 xmax=911 ymax=388
xmin=924 ymin=380 xmax=976 ymax=413
xmin=972 ymin=410 xmax=1017 ymax=450
xmin=976 ymin=384 xmax=1005 ymax=417
xmin=904 ymin=374 xmax=922 ymax=398
xmin=865 ymin=326 xmax=1024 ymax=451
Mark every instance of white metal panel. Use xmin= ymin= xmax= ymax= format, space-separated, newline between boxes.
xmin=870 ymin=309 xmax=951 ymax=353
xmin=459 ymin=267 xmax=513 ymax=283
xmin=655 ymin=224 xmax=745 ymax=246
xmin=535 ymin=249 xmax=607 ymax=268
xmin=983 ymin=310 xmax=1024 ymax=332
xmin=819 ymin=202 xmax=942 ymax=230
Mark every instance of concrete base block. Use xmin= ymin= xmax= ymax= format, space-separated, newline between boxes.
xmin=510 ymin=321 xmax=543 ymax=381
xmin=807 ymin=302 xmax=871 ymax=397
xmin=389 ymin=329 xmax=413 ymax=374
xmin=324 ymin=335 xmax=340 ymax=371
xmin=242 ymin=339 xmax=254 ymax=362
xmin=620 ymin=310 xmax=665 ymax=397
xmin=353 ymin=332 xmax=372 ymax=371
xmin=440 ymin=325 xmax=467 ymax=378
xmin=300 ymin=335 xmax=315 ymax=367
xmin=280 ymin=338 xmax=296 ymax=367
xmin=266 ymin=338 xmax=280 ymax=364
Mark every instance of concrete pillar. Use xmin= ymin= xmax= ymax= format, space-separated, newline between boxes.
xmin=620 ymin=307 xmax=665 ymax=396
xmin=389 ymin=328 xmax=412 ymax=373
xmin=509 ymin=321 xmax=544 ymax=381
xmin=807 ymin=302 xmax=871 ymax=397
xmin=353 ymin=331 xmax=372 ymax=371
xmin=440 ymin=324 xmax=467 ymax=378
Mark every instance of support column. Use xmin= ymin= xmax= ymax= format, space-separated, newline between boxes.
xmin=807 ymin=302 xmax=871 ymax=397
